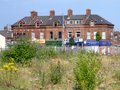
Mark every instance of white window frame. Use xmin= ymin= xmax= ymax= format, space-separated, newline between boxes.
xmin=90 ymin=21 xmax=95 ymax=27
xmin=66 ymin=20 xmax=70 ymax=24
xmin=87 ymin=32 xmax=91 ymax=39
xmin=70 ymin=20 xmax=74 ymax=24
xmin=31 ymin=32 xmax=35 ymax=40
xmin=94 ymin=32 xmax=97 ymax=39
xmin=102 ymin=32 xmax=106 ymax=39
xmin=75 ymin=20 xmax=80 ymax=24
xmin=40 ymin=32 xmax=44 ymax=39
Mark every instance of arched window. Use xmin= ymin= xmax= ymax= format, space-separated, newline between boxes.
xmin=19 ymin=21 xmax=25 ymax=27
xmin=35 ymin=20 xmax=43 ymax=27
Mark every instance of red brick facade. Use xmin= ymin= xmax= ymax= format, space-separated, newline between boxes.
xmin=11 ymin=9 xmax=114 ymax=42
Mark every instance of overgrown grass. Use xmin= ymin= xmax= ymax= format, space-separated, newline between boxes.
xmin=0 ymin=45 xmax=120 ymax=90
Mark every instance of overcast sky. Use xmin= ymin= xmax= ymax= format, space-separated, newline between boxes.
xmin=0 ymin=0 xmax=120 ymax=30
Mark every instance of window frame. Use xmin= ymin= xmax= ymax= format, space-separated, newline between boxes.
xmin=68 ymin=32 xmax=72 ymax=38
xmin=102 ymin=32 xmax=106 ymax=39
xmin=87 ymin=31 xmax=91 ymax=39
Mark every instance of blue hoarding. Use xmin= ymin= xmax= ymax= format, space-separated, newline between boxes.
xmin=84 ymin=40 xmax=99 ymax=46
xmin=99 ymin=40 xmax=111 ymax=46
xmin=84 ymin=40 xmax=111 ymax=46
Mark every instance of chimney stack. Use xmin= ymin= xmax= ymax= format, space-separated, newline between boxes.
xmin=50 ymin=10 xmax=55 ymax=17
xmin=86 ymin=9 xmax=91 ymax=16
xmin=31 ymin=11 xmax=38 ymax=17
xmin=4 ymin=26 xmax=8 ymax=32
xmin=67 ymin=9 xmax=73 ymax=17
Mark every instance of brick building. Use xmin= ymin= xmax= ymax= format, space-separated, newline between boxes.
xmin=11 ymin=9 xmax=114 ymax=44
xmin=113 ymin=31 xmax=120 ymax=46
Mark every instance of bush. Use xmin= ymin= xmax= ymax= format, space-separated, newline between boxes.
xmin=1 ymin=38 xmax=36 ymax=64
xmin=74 ymin=52 xmax=101 ymax=90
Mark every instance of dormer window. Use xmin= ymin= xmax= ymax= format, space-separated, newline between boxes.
xmin=66 ymin=20 xmax=74 ymax=24
xmin=35 ymin=20 xmax=43 ymax=27
xmin=75 ymin=20 xmax=81 ymax=24
xmin=19 ymin=21 xmax=25 ymax=27
xmin=90 ymin=21 xmax=95 ymax=27
xmin=53 ymin=21 xmax=59 ymax=27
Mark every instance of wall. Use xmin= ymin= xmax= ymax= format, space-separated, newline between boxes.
xmin=0 ymin=34 xmax=6 ymax=49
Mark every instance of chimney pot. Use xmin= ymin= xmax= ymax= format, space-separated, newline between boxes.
xmin=67 ymin=9 xmax=73 ymax=17
xmin=50 ymin=10 xmax=55 ymax=17
xmin=31 ymin=11 xmax=38 ymax=17
xmin=86 ymin=9 xmax=91 ymax=16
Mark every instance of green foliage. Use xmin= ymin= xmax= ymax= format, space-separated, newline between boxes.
xmin=50 ymin=61 xmax=62 ymax=85
xmin=96 ymin=32 xmax=101 ymax=41
xmin=36 ymin=47 xmax=58 ymax=60
xmin=74 ymin=52 xmax=101 ymax=90
xmin=69 ymin=37 xmax=75 ymax=46
xmin=1 ymin=38 xmax=36 ymax=64
xmin=45 ymin=40 xmax=62 ymax=46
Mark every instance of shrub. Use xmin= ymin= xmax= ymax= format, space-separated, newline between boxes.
xmin=1 ymin=38 xmax=36 ymax=64
xmin=74 ymin=52 xmax=101 ymax=90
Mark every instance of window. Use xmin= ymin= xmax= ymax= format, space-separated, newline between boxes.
xmin=75 ymin=20 xmax=81 ymax=24
xmin=35 ymin=22 xmax=40 ymax=27
xmin=87 ymin=32 xmax=91 ymax=39
xmin=68 ymin=32 xmax=72 ymax=38
xmin=50 ymin=32 xmax=53 ymax=39
xmin=90 ymin=21 xmax=95 ymax=27
xmin=53 ymin=21 xmax=58 ymax=27
xmin=102 ymin=32 xmax=106 ymax=39
xmin=40 ymin=32 xmax=44 ymax=39
xmin=58 ymin=32 xmax=62 ymax=39
xmin=94 ymin=32 xmax=97 ymax=39
xmin=31 ymin=32 xmax=35 ymax=40
xmin=35 ymin=20 xmax=42 ymax=27
xmin=76 ymin=32 xmax=80 ymax=38
xmin=19 ymin=21 xmax=25 ymax=27
xmin=70 ymin=20 xmax=74 ymax=24
xmin=66 ymin=20 xmax=70 ymax=24
xmin=66 ymin=20 xmax=74 ymax=24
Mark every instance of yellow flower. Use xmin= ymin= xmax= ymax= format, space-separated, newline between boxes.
xmin=3 ymin=65 xmax=9 ymax=70
xmin=8 ymin=63 xmax=14 ymax=66
xmin=13 ymin=68 xmax=18 ymax=72
xmin=0 ymin=68 xmax=4 ymax=71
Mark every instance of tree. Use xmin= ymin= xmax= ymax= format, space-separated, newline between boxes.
xmin=96 ymin=32 xmax=101 ymax=41
xmin=69 ymin=37 xmax=75 ymax=46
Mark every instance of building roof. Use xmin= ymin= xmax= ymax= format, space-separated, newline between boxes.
xmin=0 ymin=31 xmax=12 ymax=38
xmin=12 ymin=14 xmax=114 ymax=26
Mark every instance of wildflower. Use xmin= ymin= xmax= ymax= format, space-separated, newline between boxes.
xmin=0 ymin=68 xmax=4 ymax=71
xmin=3 ymin=65 xmax=9 ymax=70
xmin=8 ymin=63 xmax=14 ymax=66
xmin=13 ymin=68 xmax=18 ymax=72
